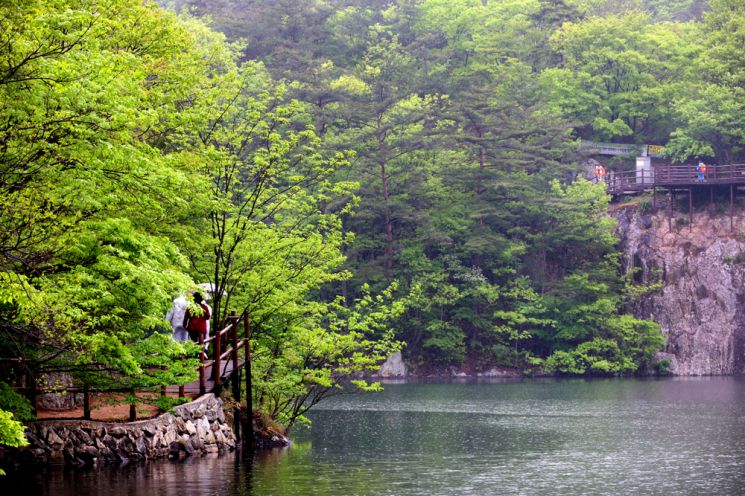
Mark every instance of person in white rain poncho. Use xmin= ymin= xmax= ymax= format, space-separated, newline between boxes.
xmin=166 ymin=294 xmax=189 ymax=342
xmin=167 ymin=284 xmax=217 ymax=350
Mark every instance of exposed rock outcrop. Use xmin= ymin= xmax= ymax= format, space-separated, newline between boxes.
xmin=375 ymin=352 xmax=409 ymax=378
xmin=614 ymin=204 xmax=745 ymax=375
xmin=251 ymin=410 xmax=291 ymax=449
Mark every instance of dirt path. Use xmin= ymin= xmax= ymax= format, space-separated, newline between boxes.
xmin=36 ymin=392 xmax=197 ymax=422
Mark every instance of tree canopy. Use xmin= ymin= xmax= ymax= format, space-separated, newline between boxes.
xmin=6 ymin=0 xmax=745 ymax=444
xmin=164 ymin=0 xmax=704 ymax=377
xmin=0 ymin=0 xmax=400 ymax=440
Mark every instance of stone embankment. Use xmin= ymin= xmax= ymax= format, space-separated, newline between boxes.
xmin=614 ymin=204 xmax=745 ymax=375
xmin=17 ymin=394 xmax=236 ymax=466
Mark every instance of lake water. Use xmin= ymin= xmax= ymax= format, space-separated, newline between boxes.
xmin=12 ymin=377 xmax=745 ymax=495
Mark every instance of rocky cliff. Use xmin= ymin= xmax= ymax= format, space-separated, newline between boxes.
xmin=614 ymin=203 xmax=745 ymax=375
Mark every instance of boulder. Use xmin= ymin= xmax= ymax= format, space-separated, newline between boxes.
xmin=109 ymin=427 xmax=127 ymax=438
xmin=174 ymin=417 xmax=186 ymax=433
xmin=73 ymin=427 xmax=92 ymax=445
xmin=46 ymin=429 xmax=64 ymax=448
xmin=189 ymin=434 xmax=203 ymax=451
xmin=375 ymin=352 xmax=408 ymax=378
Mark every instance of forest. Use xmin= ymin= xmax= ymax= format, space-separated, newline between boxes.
xmin=2 ymin=0 xmax=745 ymax=445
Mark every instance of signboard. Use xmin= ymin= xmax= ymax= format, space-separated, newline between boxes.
xmin=647 ymin=145 xmax=665 ymax=157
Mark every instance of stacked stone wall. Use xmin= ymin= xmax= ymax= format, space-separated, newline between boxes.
xmin=16 ymin=393 xmax=235 ymax=466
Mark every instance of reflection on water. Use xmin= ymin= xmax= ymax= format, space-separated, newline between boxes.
xmin=10 ymin=377 xmax=745 ymax=496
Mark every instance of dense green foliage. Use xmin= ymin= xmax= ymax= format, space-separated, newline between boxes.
xmin=0 ymin=0 xmax=399 ymax=437
xmin=170 ymin=0 xmax=742 ymax=376
xmin=0 ymin=382 xmax=30 ymax=469
xmin=5 ymin=0 xmax=745 ymax=441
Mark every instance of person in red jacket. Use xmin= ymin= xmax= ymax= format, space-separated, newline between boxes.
xmin=697 ymin=161 xmax=707 ymax=182
xmin=593 ymin=163 xmax=607 ymax=183
xmin=183 ymin=292 xmax=211 ymax=344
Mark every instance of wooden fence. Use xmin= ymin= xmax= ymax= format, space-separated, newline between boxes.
xmin=18 ymin=311 xmax=251 ymax=422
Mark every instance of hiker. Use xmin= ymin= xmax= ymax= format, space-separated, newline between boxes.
xmin=593 ymin=163 xmax=607 ymax=183
xmin=697 ymin=161 xmax=707 ymax=182
xmin=165 ymin=294 xmax=189 ymax=342
xmin=183 ymin=292 xmax=211 ymax=345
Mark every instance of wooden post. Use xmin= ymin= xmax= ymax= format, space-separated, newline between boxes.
xmin=83 ymin=384 xmax=91 ymax=420
xmin=161 ymin=366 xmax=167 ymax=397
xmin=231 ymin=310 xmax=239 ymax=374
xmin=129 ymin=387 xmax=136 ymax=422
xmin=28 ymin=367 xmax=37 ymax=417
xmin=199 ymin=333 xmax=206 ymax=395
xmin=214 ymin=323 xmax=222 ymax=388
xmin=233 ymin=368 xmax=242 ymax=442
xmin=225 ymin=311 xmax=241 ymax=441
xmin=652 ymin=187 xmax=657 ymax=211
xmin=668 ymin=188 xmax=673 ymax=231
xmin=688 ymin=187 xmax=693 ymax=230
xmin=244 ymin=316 xmax=253 ymax=449
xmin=731 ymin=184 xmax=735 ymax=232
xmin=178 ymin=385 xmax=185 ymax=398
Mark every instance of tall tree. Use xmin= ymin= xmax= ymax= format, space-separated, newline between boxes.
xmin=547 ymin=12 xmax=695 ymax=143
xmin=0 ymin=0 xmax=216 ymax=396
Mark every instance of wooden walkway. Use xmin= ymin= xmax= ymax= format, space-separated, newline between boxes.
xmin=166 ymin=358 xmax=245 ymax=397
xmin=606 ymin=163 xmax=745 ymax=195
xmin=604 ymin=163 xmax=745 ymax=230
xmin=172 ymin=310 xmax=252 ymax=401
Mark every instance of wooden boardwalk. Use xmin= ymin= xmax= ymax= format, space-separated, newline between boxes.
xmin=604 ymin=163 xmax=745 ymax=230
xmin=166 ymin=358 xmax=245 ymax=397
xmin=606 ymin=163 xmax=745 ymax=195
xmin=170 ymin=312 xmax=252 ymax=401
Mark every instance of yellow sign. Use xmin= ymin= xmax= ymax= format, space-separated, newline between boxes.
xmin=647 ymin=145 xmax=665 ymax=156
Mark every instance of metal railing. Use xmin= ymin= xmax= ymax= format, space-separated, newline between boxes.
xmin=581 ymin=141 xmax=642 ymax=156
xmin=580 ymin=140 xmax=666 ymax=158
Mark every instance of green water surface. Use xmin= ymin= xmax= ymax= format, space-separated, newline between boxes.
xmin=14 ymin=377 xmax=745 ymax=495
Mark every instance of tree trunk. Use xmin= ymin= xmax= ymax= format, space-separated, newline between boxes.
xmin=381 ymin=158 xmax=394 ymax=278
xmin=377 ymin=115 xmax=394 ymax=279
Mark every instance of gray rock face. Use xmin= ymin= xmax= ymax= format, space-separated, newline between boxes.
xmin=614 ymin=205 xmax=745 ymax=375
xmin=375 ymin=352 xmax=408 ymax=378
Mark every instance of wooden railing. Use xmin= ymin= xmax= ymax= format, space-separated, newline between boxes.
xmin=198 ymin=310 xmax=250 ymax=395
xmin=606 ymin=164 xmax=745 ymax=194
xmin=16 ymin=311 xmax=252 ymax=422
xmin=605 ymin=169 xmax=655 ymax=193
